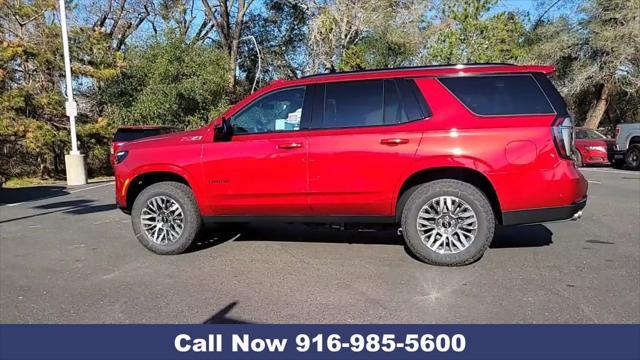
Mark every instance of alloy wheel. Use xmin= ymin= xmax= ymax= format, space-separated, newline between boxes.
xmin=141 ymin=196 xmax=185 ymax=244
xmin=416 ymin=196 xmax=478 ymax=254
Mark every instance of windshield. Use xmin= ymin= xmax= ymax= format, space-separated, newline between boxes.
xmin=113 ymin=128 xmax=173 ymax=142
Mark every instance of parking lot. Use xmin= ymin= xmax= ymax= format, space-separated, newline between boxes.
xmin=1 ymin=168 xmax=638 ymax=324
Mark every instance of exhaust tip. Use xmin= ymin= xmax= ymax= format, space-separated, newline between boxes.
xmin=571 ymin=211 xmax=583 ymax=221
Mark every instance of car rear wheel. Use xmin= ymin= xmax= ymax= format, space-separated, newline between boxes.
xmin=625 ymin=145 xmax=640 ymax=170
xmin=131 ymin=181 xmax=201 ymax=254
xmin=401 ymin=180 xmax=495 ymax=266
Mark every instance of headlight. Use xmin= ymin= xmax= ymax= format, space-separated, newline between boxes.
xmin=115 ymin=150 xmax=128 ymax=164
xmin=585 ymin=146 xmax=607 ymax=152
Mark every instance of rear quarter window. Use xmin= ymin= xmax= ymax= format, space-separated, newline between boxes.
xmin=439 ymin=75 xmax=554 ymax=116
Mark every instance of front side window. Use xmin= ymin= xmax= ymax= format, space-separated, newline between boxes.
xmin=232 ymin=87 xmax=305 ymax=134
xmin=439 ymin=75 xmax=554 ymax=116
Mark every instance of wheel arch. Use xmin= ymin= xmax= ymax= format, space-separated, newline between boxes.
xmin=124 ymin=169 xmax=193 ymax=212
xmin=395 ymin=166 xmax=503 ymax=224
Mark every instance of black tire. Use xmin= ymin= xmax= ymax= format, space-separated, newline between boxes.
xmin=574 ymin=151 xmax=584 ymax=167
xmin=401 ymin=180 xmax=495 ymax=266
xmin=131 ymin=181 xmax=202 ymax=254
xmin=625 ymin=145 xmax=640 ymax=170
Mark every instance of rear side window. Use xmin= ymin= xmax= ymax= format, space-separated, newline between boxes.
xmin=439 ymin=75 xmax=554 ymax=116
xmin=383 ymin=80 xmax=408 ymax=124
xmin=319 ymin=79 xmax=428 ymax=129
xmin=323 ymin=80 xmax=383 ymax=128
xmin=113 ymin=129 xmax=168 ymax=142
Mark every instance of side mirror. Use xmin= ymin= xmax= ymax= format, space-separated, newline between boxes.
xmin=214 ymin=117 xmax=233 ymax=141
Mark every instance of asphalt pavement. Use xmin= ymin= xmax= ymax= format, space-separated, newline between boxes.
xmin=1 ymin=168 xmax=639 ymax=324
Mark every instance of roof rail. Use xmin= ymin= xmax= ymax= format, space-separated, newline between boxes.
xmin=300 ymin=63 xmax=517 ymax=79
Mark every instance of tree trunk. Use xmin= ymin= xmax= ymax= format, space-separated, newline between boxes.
xmin=228 ymin=39 xmax=238 ymax=90
xmin=583 ymin=83 xmax=611 ymax=129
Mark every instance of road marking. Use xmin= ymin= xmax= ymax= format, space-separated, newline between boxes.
xmin=588 ymin=180 xmax=602 ymax=184
xmin=68 ymin=182 xmax=114 ymax=193
xmin=2 ymin=182 xmax=114 ymax=207
xmin=580 ymin=168 xmax=639 ymax=175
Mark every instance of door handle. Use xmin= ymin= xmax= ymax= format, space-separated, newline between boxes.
xmin=277 ymin=142 xmax=303 ymax=149
xmin=380 ymin=138 xmax=409 ymax=146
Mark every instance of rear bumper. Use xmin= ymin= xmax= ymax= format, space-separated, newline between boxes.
xmin=502 ymin=197 xmax=587 ymax=226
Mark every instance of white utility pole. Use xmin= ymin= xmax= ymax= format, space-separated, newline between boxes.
xmin=58 ymin=0 xmax=87 ymax=185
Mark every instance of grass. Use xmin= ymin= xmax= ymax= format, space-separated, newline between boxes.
xmin=2 ymin=176 xmax=113 ymax=188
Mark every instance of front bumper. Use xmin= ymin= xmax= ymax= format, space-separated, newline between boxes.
xmin=115 ymin=200 xmax=130 ymax=214
xmin=612 ymin=150 xmax=626 ymax=163
xmin=502 ymin=197 xmax=587 ymax=226
xmin=583 ymin=149 xmax=611 ymax=165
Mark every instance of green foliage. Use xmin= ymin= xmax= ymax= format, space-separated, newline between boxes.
xmin=99 ymin=36 xmax=230 ymax=129
xmin=524 ymin=0 xmax=640 ymax=127
xmin=241 ymin=0 xmax=309 ymax=82
xmin=2 ymin=0 xmax=639 ymax=182
xmin=338 ymin=29 xmax=419 ymax=71
xmin=423 ymin=0 xmax=526 ymax=63
xmin=77 ymin=118 xmax=116 ymax=176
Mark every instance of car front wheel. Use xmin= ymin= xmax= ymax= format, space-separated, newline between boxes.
xmin=401 ymin=180 xmax=495 ymax=266
xmin=131 ymin=181 xmax=202 ymax=254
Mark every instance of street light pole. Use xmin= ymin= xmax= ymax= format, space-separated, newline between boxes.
xmin=58 ymin=0 xmax=87 ymax=185
xmin=240 ymin=36 xmax=261 ymax=93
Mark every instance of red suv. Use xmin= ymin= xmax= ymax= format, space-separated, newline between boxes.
xmin=114 ymin=64 xmax=587 ymax=266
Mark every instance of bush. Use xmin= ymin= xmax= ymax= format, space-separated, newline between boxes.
xmin=99 ymin=36 xmax=230 ymax=129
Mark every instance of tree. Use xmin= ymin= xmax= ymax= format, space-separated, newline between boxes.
xmin=525 ymin=0 xmax=640 ymax=128
xmin=302 ymin=0 xmax=428 ymax=73
xmin=88 ymin=0 xmax=152 ymax=51
xmin=98 ymin=35 xmax=230 ymax=128
xmin=337 ymin=0 xmax=427 ymax=71
xmin=422 ymin=0 xmax=526 ymax=64
xmin=580 ymin=0 xmax=639 ymax=128
xmin=201 ymin=0 xmax=257 ymax=91
xmin=1 ymin=0 xmax=122 ymax=178
xmin=303 ymin=0 xmax=386 ymax=73
xmin=240 ymin=0 xmax=309 ymax=82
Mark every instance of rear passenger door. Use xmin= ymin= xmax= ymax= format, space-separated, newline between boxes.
xmin=307 ymin=78 xmax=430 ymax=216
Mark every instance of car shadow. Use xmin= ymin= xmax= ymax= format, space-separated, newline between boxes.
xmin=0 ymin=185 xmax=68 ymax=205
xmin=490 ymin=224 xmax=553 ymax=248
xmin=0 ymin=199 xmax=117 ymax=224
xmin=186 ymin=222 xmax=553 ymax=253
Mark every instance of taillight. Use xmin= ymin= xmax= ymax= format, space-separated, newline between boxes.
xmin=552 ymin=117 xmax=574 ymax=159
xmin=615 ymin=127 xmax=620 ymax=137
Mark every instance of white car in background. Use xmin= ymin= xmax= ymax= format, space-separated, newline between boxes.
xmin=613 ymin=123 xmax=640 ymax=170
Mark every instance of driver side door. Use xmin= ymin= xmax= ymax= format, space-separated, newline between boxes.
xmin=201 ymin=86 xmax=311 ymax=216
